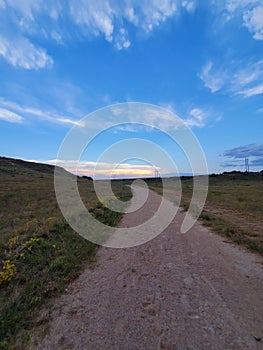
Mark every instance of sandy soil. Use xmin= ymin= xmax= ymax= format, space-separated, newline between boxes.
xmin=36 ymin=187 xmax=263 ymax=350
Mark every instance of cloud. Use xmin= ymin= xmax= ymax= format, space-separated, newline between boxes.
xmin=222 ymin=143 xmax=263 ymax=169
xmin=0 ymin=35 xmax=53 ymax=69
xmin=0 ymin=0 xmax=198 ymax=65
xmin=108 ymin=103 xmax=182 ymax=132
xmin=238 ymin=83 xmax=263 ymax=97
xmin=184 ymin=108 xmax=207 ymax=127
xmin=222 ymin=157 xmax=263 ymax=168
xmin=224 ymin=0 xmax=258 ymax=13
xmin=223 ymin=144 xmax=263 ymax=159
xmin=200 ymin=59 xmax=263 ymax=97
xmin=182 ymin=1 xmax=195 ymax=12
xmin=0 ymin=98 xmax=82 ymax=126
xmin=0 ymin=108 xmax=24 ymax=123
xmin=221 ymin=161 xmax=244 ymax=168
xmin=134 ymin=1 xmax=178 ymax=32
xmin=159 ymin=103 xmax=213 ymax=128
xmin=69 ymin=0 xmax=115 ymax=43
xmin=250 ymin=158 xmax=263 ymax=166
xmin=222 ymin=1 xmax=263 ymax=40
xmin=4 ymin=0 xmax=261 ymax=76
xmin=68 ymin=0 xmax=182 ymax=48
xmin=113 ymin=124 xmax=152 ymax=133
xmin=243 ymin=5 xmax=263 ymax=40
xmin=234 ymin=64 xmax=262 ymax=87
xmin=223 ymin=143 xmax=263 ymax=159
xmin=199 ymin=62 xmax=225 ymax=93
xmin=0 ymin=0 xmax=263 ymax=73
xmin=115 ymin=28 xmax=131 ymax=51
xmin=189 ymin=108 xmax=206 ymax=121
xmin=233 ymin=61 xmax=263 ymax=94
xmin=50 ymin=31 xmax=63 ymax=43
xmin=198 ymin=2 xmax=263 ymax=96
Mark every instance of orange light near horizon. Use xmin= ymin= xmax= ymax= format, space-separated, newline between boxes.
xmin=73 ymin=164 xmax=156 ymax=178
xmin=50 ymin=160 xmax=160 ymax=179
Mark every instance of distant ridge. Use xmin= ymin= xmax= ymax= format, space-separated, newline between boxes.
xmin=0 ymin=156 xmax=94 ymax=180
xmin=0 ymin=156 xmax=56 ymax=175
xmin=0 ymin=156 xmax=69 ymax=177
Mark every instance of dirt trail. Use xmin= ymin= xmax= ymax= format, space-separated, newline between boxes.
xmin=37 ymin=187 xmax=263 ymax=350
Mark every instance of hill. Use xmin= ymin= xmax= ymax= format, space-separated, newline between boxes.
xmin=0 ymin=156 xmax=131 ymax=348
xmin=0 ymin=156 xmax=59 ymax=176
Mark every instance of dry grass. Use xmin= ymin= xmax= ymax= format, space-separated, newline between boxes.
xmin=0 ymin=158 xmax=131 ymax=349
xmin=146 ymin=173 xmax=263 ymax=254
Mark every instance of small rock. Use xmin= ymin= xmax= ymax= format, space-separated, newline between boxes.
xmin=254 ymin=336 xmax=261 ymax=342
xmin=148 ymin=308 xmax=157 ymax=316
xmin=142 ymin=301 xmax=151 ymax=308
xmin=153 ymin=323 xmax=163 ymax=336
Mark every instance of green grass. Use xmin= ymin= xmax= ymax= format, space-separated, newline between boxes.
xmin=0 ymin=158 xmax=132 ymax=349
xmin=146 ymin=173 xmax=263 ymax=255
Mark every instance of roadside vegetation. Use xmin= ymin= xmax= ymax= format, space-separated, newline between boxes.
xmin=146 ymin=172 xmax=263 ymax=255
xmin=0 ymin=157 xmax=131 ymax=349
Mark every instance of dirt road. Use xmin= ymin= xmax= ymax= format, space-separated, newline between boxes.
xmin=37 ymin=187 xmax=263 ymax=349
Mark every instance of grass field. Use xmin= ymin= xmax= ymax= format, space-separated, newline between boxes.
xmin=146 ymin=172 xmax=263 ymax=255
xmin=0 ymin=157 xmax=131 ymax=349
xmin=1 ymin=156 xmax=263 ymax=348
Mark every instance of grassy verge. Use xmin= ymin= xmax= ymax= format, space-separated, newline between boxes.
xmin=0 ymin=170 xmax=131 ymax=349
xmin=199 ymin=211 xmax=263 ymax=254
xmin=146 ymin=173 xmax=263 ymax=255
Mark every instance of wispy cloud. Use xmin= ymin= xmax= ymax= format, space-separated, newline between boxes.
xmin=69 ymin=1 xmax=115 ymax=43
xmin=0 ymin=98 xmax=82 ymax=126
xmin=162 ymin=103 xmax=218 ymax=128
xmin=1 ymin=0 xmax=262 ymax=72
xmin=234 ymin=61 xmax=263 ymax=97
xmin=0 ymin=35 xmax=53 ymax=69
xmin=182 ymin=1 xmax=195 ymax=12
xmin=0 ymin=108 xmax=24 ymax=123
xmin=238 ymin=83 xmax=263 ymax=98
xmin=0 ymin=0 xmax=198 ymax=68
xmin=250 ymin=158 xmax=263 ymax=166
xmin=200 ymin=59 xmax=263 ymax=97
xmin=223 ymin=144 xmax=263 ymax=159
xmin=198 ymin=2 xmax=263 ymax=99
xmin=199 ymin=62 xmax=225 ymax=93
xmin=67 ymin=0 xmax=187 ymax=49
xmin=185 ymin=108 xmax=207 ymax=127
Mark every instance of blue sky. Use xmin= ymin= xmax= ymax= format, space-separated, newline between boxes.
xmin=0 ymin=0 xmax=263 ymax=177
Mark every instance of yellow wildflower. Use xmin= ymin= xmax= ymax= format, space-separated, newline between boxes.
xmin=7 ymin=236 xmax=19 ymax=249
xmin=0 ymin=259 xmax=16 ymax=284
